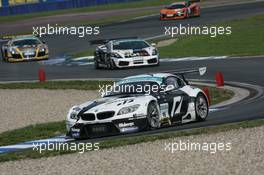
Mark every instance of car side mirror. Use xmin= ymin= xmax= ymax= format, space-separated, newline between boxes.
xmin=165 ymin=85 xmax=175 ymax=92
xmin=151 ymin=43 xmax=157 ymax=47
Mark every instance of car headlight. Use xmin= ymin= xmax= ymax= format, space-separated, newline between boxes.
xmin=152 ymin=49 xmax=158 ymax=55
xmin=9 ymin=48 xmax=18 ymax=54
xmin=118 ymin=104 xmax=140 ymax=115
xmin=69 ymin=106 xmax=81 ymax=120
xmin=39 ymin=45 xmax=47 ymax=52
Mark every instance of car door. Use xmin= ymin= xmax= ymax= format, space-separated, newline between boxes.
xmin=160 ymin=76 xmax=190 ymax=123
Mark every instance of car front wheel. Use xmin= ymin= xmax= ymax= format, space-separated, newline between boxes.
xmin=94 ymin=58 xmax=100 ymax=69
xmin=1 ymin=50 xmax=6 ymax=62
xmin=106 ymin=59 xmax=116 ymax=70
xmin=147 ymin=101 xmax=160 ymax=129
xmin=195 ymin=93 xmax=209 ymax=121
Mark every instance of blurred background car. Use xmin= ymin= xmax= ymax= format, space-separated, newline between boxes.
xmin=1 ymin=35 xmax=49 ymax=62
xmin=160 ymin=0 xmax=200 ymax=20
xmin=94 ymin=38 xmax=159 ymax=69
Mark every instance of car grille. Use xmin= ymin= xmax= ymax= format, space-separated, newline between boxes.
xmin=97 ymin=111 xmax=115 ymax=120
xmin=119 ymin=61 xmax=129 ymax=66
xmin=83 ymin=123 xmax=119 ymax=137
xmin=81 ymin=113 xmax=96 ymax=121
xmin=134 ymin=60 xmax=144 ymax=64
xmin=23 ymin=52 xmax=36 ymax=57
xmin=11 ymin=54 xmax=22 ymax=59
xmin=148 ymin=58 xmax=158 ymax=64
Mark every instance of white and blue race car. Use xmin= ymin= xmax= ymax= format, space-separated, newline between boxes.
xmin=66 ymin=67 xmax=209 ymax=139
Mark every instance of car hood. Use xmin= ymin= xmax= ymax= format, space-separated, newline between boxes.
xmin=113 ymin=47 xmax=153 ymax=58
xmin=160 ymin=8 xmax=184 ymax=14
xmin=16 ymin=45 xmax=40 ymax=52
xmin=77 ymin=95 xmax=150 ymax=114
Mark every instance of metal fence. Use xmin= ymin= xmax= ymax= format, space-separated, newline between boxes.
xmin=0 ymin=0 xmax=141 ymax=16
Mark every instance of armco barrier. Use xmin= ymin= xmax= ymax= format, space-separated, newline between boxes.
xmin=0 ymin=0 xmax=142 ymax=16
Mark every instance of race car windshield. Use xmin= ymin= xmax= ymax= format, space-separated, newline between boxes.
xmin=113 ymin=40 xmax=149 ymax=50
xmin=167 ymin=4 xmax=186 ymax=9
xmin=12 ymin=39 xmax=41 ymax=46
xmin=105 ymin=81 xmax=161 ymax=96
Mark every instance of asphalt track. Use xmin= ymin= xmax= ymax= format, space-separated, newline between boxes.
xmin=1 ymin=1 xmax=264 ymax=81
xmin=1 ymin=1 xmax=264 ymax=141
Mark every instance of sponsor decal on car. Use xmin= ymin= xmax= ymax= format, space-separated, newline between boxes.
xmin=118 ymin=122 xmax=135 ymax=128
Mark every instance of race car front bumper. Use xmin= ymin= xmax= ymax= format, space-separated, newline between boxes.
xmin=5 ymin=49 xmax=49 ymax=62
xmin=6 ymin=55 xmax=49 ymax=62
xmin=112 ymin=55 xmax=159 ymax=68
xmin=160 ymin=13 xmax=186 ymax=20
xmin=68 ymin=116 xmax=148 ymax=139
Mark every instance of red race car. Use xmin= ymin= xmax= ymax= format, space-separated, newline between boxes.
xmin=160 ymin=0 xmax=200 ymax=20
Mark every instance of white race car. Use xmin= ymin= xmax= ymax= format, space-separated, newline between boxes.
xmin=94 ymin=38 xmax=159 ymax=69
xmin=66 ymin=67 xmax=209 ymax=139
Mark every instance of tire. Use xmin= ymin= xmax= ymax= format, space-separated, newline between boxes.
xmin=107 ymin=59 xmax=116 ymax=70
xmin=186 ymin=9 xmax=190 ymax=18
xmin=195 ymin=93 xmax=209 ymax=121
xmin=146 ymin=101 xmax=160 ymax=129
xmin=94 ymin=57 xmax=100 ymax=69
xmin=1 ymin=49 xmax=6 ymax=62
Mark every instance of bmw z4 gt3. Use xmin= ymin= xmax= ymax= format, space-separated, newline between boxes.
xmin=66 ymin=67 xmax=209 ymax=139
xmin=94 ymin=38 xmax=159 ymax=69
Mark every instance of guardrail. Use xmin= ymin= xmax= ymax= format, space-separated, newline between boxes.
xmin=0 ymin=0 xmax=142 ymax=16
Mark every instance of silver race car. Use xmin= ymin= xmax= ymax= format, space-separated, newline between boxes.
xmin=94 ymin=38 xmax=159 ymax=69
xmin=66 ymin=67 xmax=209 ymax=139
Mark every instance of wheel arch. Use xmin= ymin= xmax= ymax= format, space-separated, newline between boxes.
xmin=145 ymin=97 xmax=159 ymax=114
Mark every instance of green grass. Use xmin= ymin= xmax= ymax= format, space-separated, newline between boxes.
xmin=1 ymin=119 xmax=264 ymax=162
xmin=159 ymin=14 xmax=264 ymax=57
xmin=0 ymin=121 xmax=66 ymax=147
xmin=0 ymin=0 xmax=177 ymax=23
xmin=70 ymin=49 xmax=94 ymax=58
xmin=199 ymin=86 xmax=234 ymax=105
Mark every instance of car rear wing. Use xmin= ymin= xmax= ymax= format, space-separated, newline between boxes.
xmin=168 ymin=67 xmax=206 ymax=76
xmin=0 ymin=35 xmax=14 ymax=43
xmin=189 ymin=0 xmax=200 ymax=3
xmin=90 ymin=37 xmax=138 ymax=45
xmin=163 ymin=67 xmax=207 ymax=84
xmin=0 ymin=34 xmax=38 ymax=43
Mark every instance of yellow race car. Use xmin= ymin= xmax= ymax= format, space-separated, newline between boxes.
xmin=1 ymin=35 xmax=49 ymax=62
